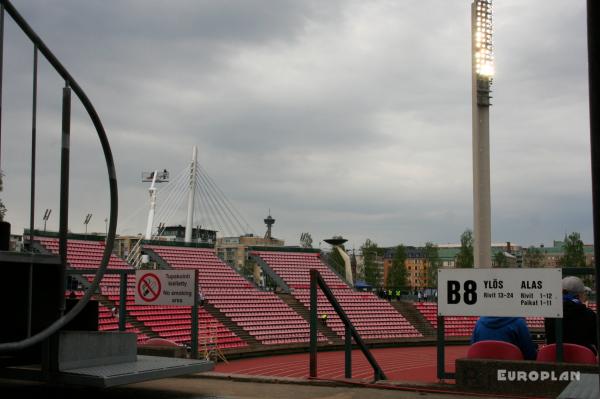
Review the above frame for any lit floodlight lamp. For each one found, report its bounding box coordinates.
[42,208,52,232]
[84,213,93,234]
[473,0,494,81]
[142,169,169,183]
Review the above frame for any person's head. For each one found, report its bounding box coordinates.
[562,276,589,298]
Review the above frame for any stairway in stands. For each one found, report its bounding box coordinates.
[34,237,154,341]
[203,302,260,348]
[390,301,436,337]
[98,295,158,338]
[69,273,158,339]
[276,292,342,344]
[35,237,247,349]
[252,250,422,341]
[145,245,323,346]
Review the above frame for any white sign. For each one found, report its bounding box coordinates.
[438,268,563,318]
[135,270,196,306]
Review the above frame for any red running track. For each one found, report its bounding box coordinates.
[216,346,468,382]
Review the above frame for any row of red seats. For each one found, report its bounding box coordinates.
[39,237,248,351]
[468,340,597,364]
[252,251,422,341]
[414,302,545,336]
[146,245,324,344]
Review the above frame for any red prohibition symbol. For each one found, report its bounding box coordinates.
[138,273,161,302]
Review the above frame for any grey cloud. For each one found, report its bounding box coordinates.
[0,0,594,248]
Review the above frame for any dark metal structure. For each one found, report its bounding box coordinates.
[586,0,600,387]
[309,269,386,381]
[0,0,211,386]
[264,213,275,240]
[0,0,118,352]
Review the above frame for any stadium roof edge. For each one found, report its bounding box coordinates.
[248,246,321,254]
[25,228,107,242]
[141,239,214,249]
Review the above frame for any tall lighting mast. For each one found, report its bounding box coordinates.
[472,0,494,268]
[142,169,169,240]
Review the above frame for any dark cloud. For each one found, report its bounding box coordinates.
[0,0,593,249]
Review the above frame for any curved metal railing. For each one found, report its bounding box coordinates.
[0,0,118,352]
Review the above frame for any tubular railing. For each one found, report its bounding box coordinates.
[126,238,144,269]
[0,0,118,352]
[309,268,387,381]
[67,269,132,333]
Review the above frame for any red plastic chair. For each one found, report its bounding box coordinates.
[536,343,597,365]
[467,340,524,360]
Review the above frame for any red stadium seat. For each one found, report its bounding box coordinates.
[536,344,597,364]
[38,237,249,349]
[467,340,524,360]
[252,250,422,340]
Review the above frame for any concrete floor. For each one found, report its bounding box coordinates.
[0,376,514,399]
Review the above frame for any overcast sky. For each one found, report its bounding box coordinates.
[0,0,592,250]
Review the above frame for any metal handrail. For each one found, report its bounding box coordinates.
[309,268,387,381]
[67,269,132,332]
[0,0,118,352]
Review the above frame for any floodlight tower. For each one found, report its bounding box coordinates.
[83,213,92,234]
[142,169,169,240]
[471,0,494,268]
[42,209,51,232]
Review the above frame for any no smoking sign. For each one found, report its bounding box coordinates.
[135,270,196,306]
[137,273,161,302]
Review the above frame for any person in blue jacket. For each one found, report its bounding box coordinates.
[471,317,538,360]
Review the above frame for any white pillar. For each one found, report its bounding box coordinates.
[472,104,492,268]
[145,171,158,240]
[185,146,197,243]
[335,246,354,285]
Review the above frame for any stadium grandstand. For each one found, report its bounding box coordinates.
[251,249,422,341]
[143,244,326,346]
[26,231,548,352]
[33,235,247,350]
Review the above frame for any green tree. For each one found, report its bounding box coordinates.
[386,245,408,290]
[242,258,255,279]
[523,246,544,268]
[361,238,381,287]
[455,229,474,268]
[559,232,586,267]
[424,242,441,288]
[300,232,313,248]
[493,251,508,268]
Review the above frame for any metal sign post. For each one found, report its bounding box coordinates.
[191,270,199,359]
[135,269,199,358]
[118,271,127,331]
